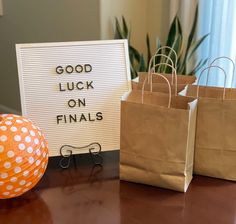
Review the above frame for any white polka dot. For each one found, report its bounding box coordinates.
[16,120,23,124]
[4,162,11,169]
[19,143,25,150]
[22,188,29,193]
[0,181,4,185]
[10,126,17,132]
[36,149,41,156]
[29,157,34,164]
[13,115,20,118]
[0,135,7,142]
[21,127,28,133]
[0,145,4,153]
[38,173,43,178]
[19,180,26,186]
[25,136,31,143]
[6,185,13,190]
[26,182,32,187]
[1,173,8,179]
[43,152,46,158]
[7,150,14,158]
[10,177,17,182]
[7,117,13,120]
[27,146,33,154]
[34,169,38,176]
[14,135,21,142]
[23,119,29,122]
[0,126,7,131]
[34,138,39,144]
[3,192,10,196]
[14,188,22,192]
[36,160,41,166]
[38,131,42,136]
[16,156,22,164]
[23,170,29,177]
[30,130,35,136]
[5,121,12,125]
[14,166,21,174]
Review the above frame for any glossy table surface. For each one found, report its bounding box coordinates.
[1,151,236,224]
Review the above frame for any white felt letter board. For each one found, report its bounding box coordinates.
[16,40,131,156]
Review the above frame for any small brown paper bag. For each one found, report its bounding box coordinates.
[120,73,198,192]
[132,49,196,92]
[133,57,196,94]
[138,72,196,85]
[181,65,236,181]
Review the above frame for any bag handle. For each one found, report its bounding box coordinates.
[147,54,174,85]
[141,73,172,108]
[150,63,177,96]
[197,65,227,99]
[208,56,235,88]
[154,46,178,69]
[148,54,174,74]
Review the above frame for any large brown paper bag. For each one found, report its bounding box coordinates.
[181,65,236,181]
[120,73,198,192]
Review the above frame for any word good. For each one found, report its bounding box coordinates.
[56,64,92,74]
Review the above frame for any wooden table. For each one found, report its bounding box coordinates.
[1,151,236,224]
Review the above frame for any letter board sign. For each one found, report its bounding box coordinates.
[16,40,131,156]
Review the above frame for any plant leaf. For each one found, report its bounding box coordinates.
[129,45,140,62]
[163,34,182,73]
[146,34,152,67]
[138,54,146,72]
[187,58,208,75]
[187,34,209,60]
[122,16,129,38]
[175,17,183,56]
[114,17,124,39]
[186,4,198,54]
[166,15,178,47]
[156,37,161,50]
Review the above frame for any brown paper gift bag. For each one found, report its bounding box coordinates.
[132,51,196,93]
[181,65,236,181]
[138,72,196,85]
[120,73,198,192]
[132,53,175,90]
[134,62,187,94]
[134,47,196,88]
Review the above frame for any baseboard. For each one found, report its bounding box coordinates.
[0,104,21,115]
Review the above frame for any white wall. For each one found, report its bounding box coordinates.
[100,0,148,54]
[100,0,170,55]
[147,0,171,52]
[0,0,100,112]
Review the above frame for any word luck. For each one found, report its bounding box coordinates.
[59,81,94,91]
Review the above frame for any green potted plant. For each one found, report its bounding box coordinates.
[114,4,209,79]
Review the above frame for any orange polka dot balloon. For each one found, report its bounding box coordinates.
[0,114,48,199]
